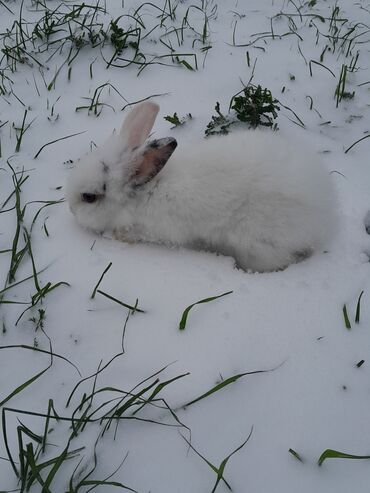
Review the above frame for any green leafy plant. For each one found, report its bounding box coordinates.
[205,102,233,136]
[205,85,280,136]
[231,85,280,128]
[164,112,193,128]
[110,18,129,55]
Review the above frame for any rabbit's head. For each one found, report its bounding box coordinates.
[66,102,177,234]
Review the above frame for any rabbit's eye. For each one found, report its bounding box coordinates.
[81,193,97,203]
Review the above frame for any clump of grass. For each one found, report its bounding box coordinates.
[76,82,127,116]
[105,17,142,69]
[0,299,274,492]
[109,18,130,54]
[13,228,70,325]
[0,0,216,82]
[335,64,355,107]
[1,162,69,327]
[4,162,29,284]
[1,346,190,491]
[2,403,137,491]
[341,291,365,329]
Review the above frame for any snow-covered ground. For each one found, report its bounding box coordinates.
[1,0,370,491]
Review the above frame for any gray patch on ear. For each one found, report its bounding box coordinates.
[131,138,177,188]
[144,138,177,174]
[148,137,177,151]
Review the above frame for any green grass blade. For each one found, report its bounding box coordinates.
[76,480,137,491]
[180,433,232,491]
[25,442,49,492]
[343,304,351,329]
[179,290,233,330]
[2,408,19,477]
[345,134,370,154]
[42,399,59,453]
[66,352,124,407]
[211,428,253,493]
[184,368,272,408]
[96,290,145,313]
[91,262,112,298]
[34,131,86,159]
[0,345,81,376]
[43,445,71,491]
[132,372,190,415]
[355,291,364,324]
[0,269,47,296]
[0,363,52,407]
[318,449,370,466]
[289,448,304,463]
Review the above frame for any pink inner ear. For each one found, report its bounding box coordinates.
[134,155,158,182]
[120,102,159,150]
[132,138,177,186]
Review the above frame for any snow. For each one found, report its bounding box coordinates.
[1,0,370,491]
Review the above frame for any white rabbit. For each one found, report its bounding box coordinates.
[66,101,337,272]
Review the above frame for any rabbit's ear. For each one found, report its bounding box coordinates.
[131,138,177,186]
[120,102,160,150]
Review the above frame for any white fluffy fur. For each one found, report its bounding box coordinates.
[66,102,337,272]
